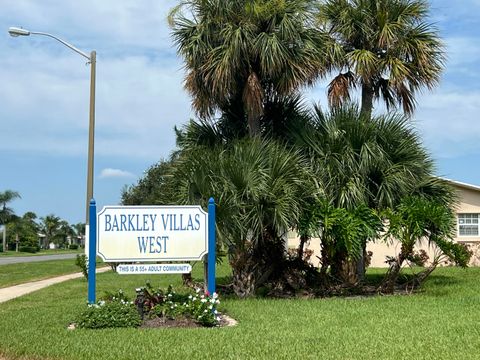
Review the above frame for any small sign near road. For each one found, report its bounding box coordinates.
[116,263,192,274]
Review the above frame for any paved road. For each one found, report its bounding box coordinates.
[0,253,79,265]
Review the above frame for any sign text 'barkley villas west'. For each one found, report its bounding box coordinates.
[97,206,208,262]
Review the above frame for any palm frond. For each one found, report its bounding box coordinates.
[327,71,357,108]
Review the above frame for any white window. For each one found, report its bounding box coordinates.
[458,213,479,236]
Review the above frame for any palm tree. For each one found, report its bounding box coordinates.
[58,220,75,248]
[6,212,39,251]
[293,105,435,282]
[174,138,317,297]
[72,222,86,246]
[295,105,433,209]
[39,215,61,249]
[169,0,328,137]
[0,190,21,223]
[0,190,21,252]
[319,0,445,118]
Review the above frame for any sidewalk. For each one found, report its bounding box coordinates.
[0,267,110,303]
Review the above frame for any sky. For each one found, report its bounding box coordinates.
[1,0,480,225]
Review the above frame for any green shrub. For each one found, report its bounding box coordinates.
[76,300,141,329]
[68,244,79,250]
[18,245,39,253]
[75,254,88,280]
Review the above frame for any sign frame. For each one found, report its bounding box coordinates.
[96,205,209,262]
[87,198,216,304]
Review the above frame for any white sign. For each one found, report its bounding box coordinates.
[117,263,192,274]
[97,205,208,262]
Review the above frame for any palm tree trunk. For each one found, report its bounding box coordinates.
[297,234,309,259]
[243,71,263,137]
[230,248,257,298]
[352,82,374,281]
[247,113,261,137]
[360,83,374,119]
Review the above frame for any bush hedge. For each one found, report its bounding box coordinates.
[18,245,40,253]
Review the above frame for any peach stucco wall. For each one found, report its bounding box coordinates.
[288,182,480,268]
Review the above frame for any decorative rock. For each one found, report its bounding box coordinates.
[220,314,238,327]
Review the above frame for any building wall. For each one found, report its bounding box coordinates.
[288,182,480,268]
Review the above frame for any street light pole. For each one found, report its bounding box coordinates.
[86,50,96,225]
[8,26,96,246]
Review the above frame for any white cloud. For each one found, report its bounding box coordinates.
[99,168,135,179]
[0,25,192,161]
[445,37,480,73]
[415,87,480,158]
[1,0,479,166]
[0,0,178,52]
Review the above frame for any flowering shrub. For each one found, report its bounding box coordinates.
[76,292,141,329]
[75,285,221,329]
[136,284,221,327]
[189,289,220,326]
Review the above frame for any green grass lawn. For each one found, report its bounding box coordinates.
[1,264,479,360]
[0,249,82,257]
[0,258,98,288]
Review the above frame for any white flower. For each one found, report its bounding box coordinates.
[204,309,208,313]
[188,295,193,299]
[212,292,218,299]
[201,299,207,303]
[209,305,213,310]
[214,310,218,314]
[168,294,172,297]
[196,288,201,294]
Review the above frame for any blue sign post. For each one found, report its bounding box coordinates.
[87,198,216,304]
[88,199,97,304]
[207,198,216,295]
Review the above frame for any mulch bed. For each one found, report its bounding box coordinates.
[140,314,236,329]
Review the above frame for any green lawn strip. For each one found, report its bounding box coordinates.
[0,259,103,288]
[0,249,83,257]
[1,266,480,360]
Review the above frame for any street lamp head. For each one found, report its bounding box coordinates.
[8,27,31,37]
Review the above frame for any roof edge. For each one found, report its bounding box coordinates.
[438,177,480,192]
